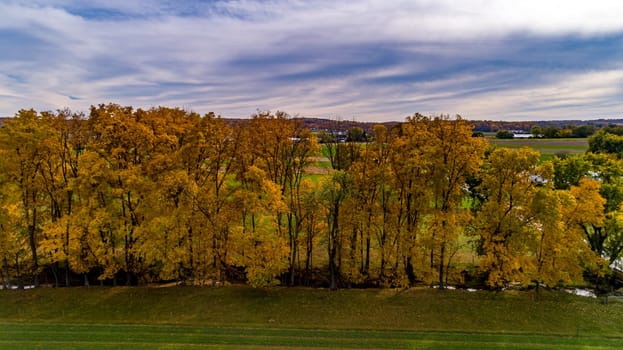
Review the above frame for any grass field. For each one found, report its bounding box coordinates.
[1,286,622,349]
[488,138,589,161]
[3,323,622,349]
[315,138,589,166]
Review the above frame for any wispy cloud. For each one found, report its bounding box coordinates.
[1,0,623,120]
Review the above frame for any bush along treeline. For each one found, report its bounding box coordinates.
[1,105,622,291]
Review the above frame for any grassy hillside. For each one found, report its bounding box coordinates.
[2,286,622,349]
[1,286,621,332]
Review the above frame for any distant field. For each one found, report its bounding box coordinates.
[1,286,622,349]
[314,139,589,168]
[488,138,589,161]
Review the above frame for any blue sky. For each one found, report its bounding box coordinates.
[1,0,623,121]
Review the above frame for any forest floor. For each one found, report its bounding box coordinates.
[1,285,622,349]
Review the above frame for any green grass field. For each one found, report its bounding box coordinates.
[1,286,622,349]
[3,324,622,349]
[488,138,589,161]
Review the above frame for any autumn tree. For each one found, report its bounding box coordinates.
[0,109,57,287]
[230,165,289,287]
[0,175,25,288]
[474,147,543,288]
[0,105,612,290]
[130,107,200,282]
[388,118,434,285]
[529,184,600,290]
[187,114,241,283]
[321,170,351,289]
[247,112,319,285]
[424,116,487,288]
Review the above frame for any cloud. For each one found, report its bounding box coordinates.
[1,1,623,120]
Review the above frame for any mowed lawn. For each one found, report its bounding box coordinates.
[1,286,622,349]
[2,324,622,349]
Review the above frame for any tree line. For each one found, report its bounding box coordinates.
[0,105,621,290]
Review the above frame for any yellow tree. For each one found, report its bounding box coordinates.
[387,115,486,287]
[528,180,603,290]
[388,117,434,285]
[0,186,26,288]
[554,153,623,277]
[422,116,487,288]
[298,178,326,285]
[475,147,543,288]
[342,146,378,284]
[36,109,86,287]
[181,113,241,283]
[247,112,319,286]
[566,179,609,277]
[352,125,401,285]
[230,165,289,287]
[0,109,56,287]
[78,104,156,284]
[321,170,352,289]
[131,107,200,282]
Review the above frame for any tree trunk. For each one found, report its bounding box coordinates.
[16,254,23,289]
[52,262,59,288]
[365,237,370,274]
[406,256,416,284]
[2,257,9,289]
[28,208,39,288]
[438,242,445,289]
[65,261,70,287]
[328,203,340,290]
[289,214,296,286]
[305,227,313,286]
[328,241,337,290]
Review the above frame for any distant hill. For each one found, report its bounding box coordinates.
[469,119,623,132]
[223,117,398,135]
[276,117,623,133]
[290,117,623,133]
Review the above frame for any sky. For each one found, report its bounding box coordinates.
[1,1,623,122]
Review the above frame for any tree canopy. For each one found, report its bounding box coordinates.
[0,105,618,291]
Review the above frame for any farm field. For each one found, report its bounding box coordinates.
[1,286,622,349]
[314,137,589,168]
[488,138,589,160]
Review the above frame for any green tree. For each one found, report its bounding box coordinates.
[572,125,596,138]
[589,128,623,156]
[530,126,543,138]
[347,126,366,142]
[552,154,592,190]
[495,130,514,139]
